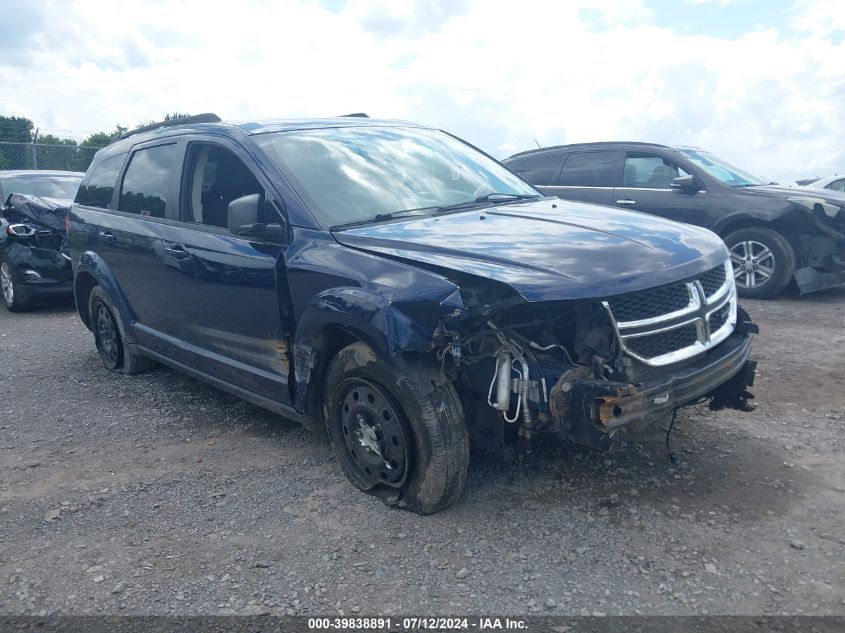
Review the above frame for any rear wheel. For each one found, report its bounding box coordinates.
[324,342,469,515]
[0,260,30,312]
[88,286,154,374]
[724,227,795,299]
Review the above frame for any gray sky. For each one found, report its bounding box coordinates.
[1,0,842,182]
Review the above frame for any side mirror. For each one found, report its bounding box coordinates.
[227,193,284,240]
[671,174,701,191]
[228,193,261,234]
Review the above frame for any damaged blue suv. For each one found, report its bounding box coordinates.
[67,114,758,514]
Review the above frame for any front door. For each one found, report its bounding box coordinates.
[141,139,293,405]
[613,152,707,225]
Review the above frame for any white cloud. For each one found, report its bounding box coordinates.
[1,0,843,181]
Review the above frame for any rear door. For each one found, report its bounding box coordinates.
[612,151,707,225]
[543,150,619,206]
[83,141,183,353]
[140,136,293,405]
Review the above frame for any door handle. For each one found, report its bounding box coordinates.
[616,199,637,205]
[99,230,116,244]
[164,245,190,259]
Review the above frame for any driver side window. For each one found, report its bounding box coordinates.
[182,144,277,228]
[623,154,689,189]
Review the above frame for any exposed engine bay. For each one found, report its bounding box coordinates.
[435,260,758,454]
[1,194,73,298]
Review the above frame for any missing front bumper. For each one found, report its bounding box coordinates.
[553,315,757,449]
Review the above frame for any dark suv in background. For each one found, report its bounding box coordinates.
[67,115,757,514]
[504,143,845,298]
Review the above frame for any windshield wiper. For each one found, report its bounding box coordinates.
[434,193,541,215]
[329,208,433,231]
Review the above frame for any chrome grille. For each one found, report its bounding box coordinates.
[708,302,731,333]
[605,282,691,322]
[626,323,699,359]
[603,260,737,367]
[699,265,727,297]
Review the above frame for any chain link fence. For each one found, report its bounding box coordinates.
[0,142,102,173]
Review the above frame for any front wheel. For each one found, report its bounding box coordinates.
[724,227,795,299]
[324,342,469,515]
[1,260,30,312]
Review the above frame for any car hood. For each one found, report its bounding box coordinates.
[3,194,71,233]
[332,198,728,302]
[743,184,845,205]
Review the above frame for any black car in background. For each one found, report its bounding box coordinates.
[504,143,845,298]
[0,170,84,311]
[66,115,757,513]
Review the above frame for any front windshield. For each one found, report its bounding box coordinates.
[2,175,83,199]
[678,149,768,187]
[254,126,539,227]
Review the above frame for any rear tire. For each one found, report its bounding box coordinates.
[88,286,154,374]
[724,227,795,299]
[1,260,31,312]
[324,342,469,515]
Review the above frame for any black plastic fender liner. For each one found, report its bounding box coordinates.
[708,360,756,412]
[795,267,845,294]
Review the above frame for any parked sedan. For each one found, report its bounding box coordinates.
[808,174,845,193]
[0,170,84,202]
[504,143,845,298]
[0,170,83,311]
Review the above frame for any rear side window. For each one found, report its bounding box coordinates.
[76,155,125,208]
[830,179,845,193]
[119,144,177,218]
[506,152,562,187]
[554,151,617,187]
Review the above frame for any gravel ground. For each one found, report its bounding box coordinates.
[0,288,843,617]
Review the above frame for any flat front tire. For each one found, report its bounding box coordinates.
[724,227,795,299]
[324,342,469,515]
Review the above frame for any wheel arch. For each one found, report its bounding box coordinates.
[716,216,775,238]
[73,271,99,329]
[73,251,136,340]
[291,286,464,422]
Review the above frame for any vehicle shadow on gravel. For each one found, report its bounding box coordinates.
[81,357,814,525]
[756,284,845,304]
[2,296,77,316]
[461,408,814,522]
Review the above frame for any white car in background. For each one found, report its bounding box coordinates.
[807,174,845,193]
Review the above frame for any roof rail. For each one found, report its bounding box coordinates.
[339,113,369,118]
[117,113,222,140]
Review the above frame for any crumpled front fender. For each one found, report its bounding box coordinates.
[291,285,465,414]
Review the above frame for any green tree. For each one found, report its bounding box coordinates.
[0,115,35,143]
[31,133,82,171]
[0,115,36,168]
[134,112,191,129]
